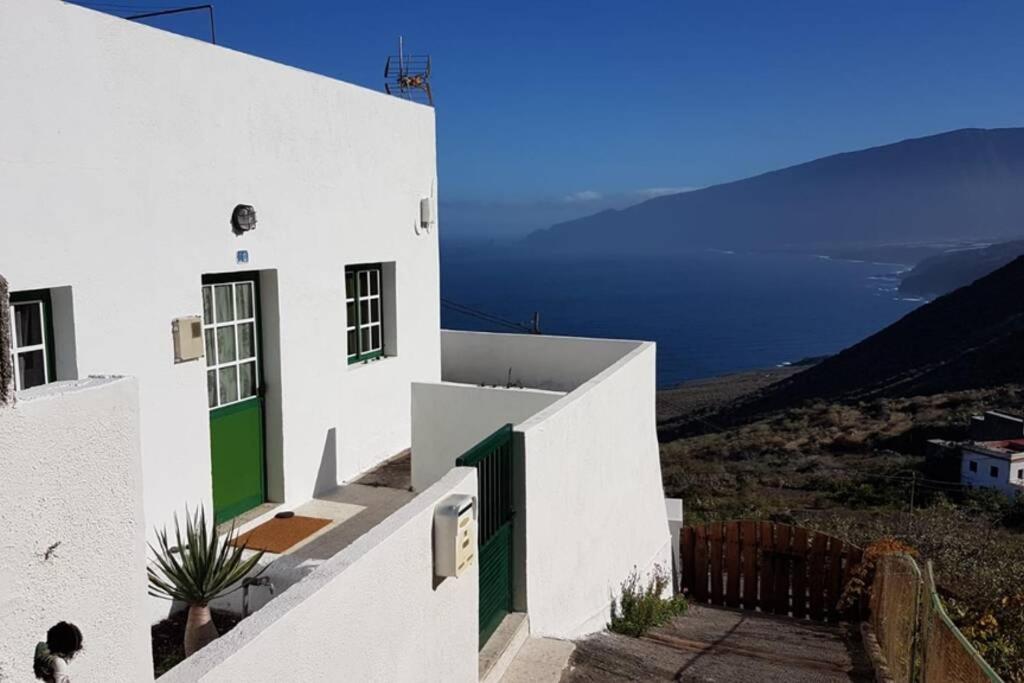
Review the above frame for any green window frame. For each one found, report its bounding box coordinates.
[8,289,55,391]
[346,264,384,364]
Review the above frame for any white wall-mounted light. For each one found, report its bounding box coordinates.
[419,197,434,231]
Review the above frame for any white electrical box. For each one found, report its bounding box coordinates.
[419,197,434,230]
[433,494,476,578]
[172,315,204,363]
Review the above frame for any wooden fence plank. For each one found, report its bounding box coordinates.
[681,526,695,596]
[725,522,741,607]
[773,524,793,616]
[791,527,808,619]
[808,533,826,621]
[694,525,708,603]
[740,520,758,610]
[826,538,844,622]
[680,522,859,624]
[759,521,775,614]
[709,523,724,605]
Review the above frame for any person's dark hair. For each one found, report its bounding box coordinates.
[46,621,83,659]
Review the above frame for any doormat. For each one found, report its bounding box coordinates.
[230,515,332,554]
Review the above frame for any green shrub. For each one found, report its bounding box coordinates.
[609,566,687,637]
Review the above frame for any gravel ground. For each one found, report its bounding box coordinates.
[561,605,874,683]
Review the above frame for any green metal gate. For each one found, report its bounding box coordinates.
[456,424,516,648]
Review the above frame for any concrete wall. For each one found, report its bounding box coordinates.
[0,0,439,619]
[0,377,151,682]
[441,330,642,392]
[961,448,1024,498]
[410,382,563,491]
[161,469,479,683]
[517,342,671,638]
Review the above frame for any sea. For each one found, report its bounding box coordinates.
[440,247,927,388]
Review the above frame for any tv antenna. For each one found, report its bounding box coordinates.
[384,36,433,106]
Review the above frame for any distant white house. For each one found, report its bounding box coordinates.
[0,2,673,680]
[961,440,1024,499]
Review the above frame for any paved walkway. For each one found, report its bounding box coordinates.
[562,605,874,682]
[212,453,415,614]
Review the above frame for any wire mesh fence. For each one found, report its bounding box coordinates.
[869,553,1003,682]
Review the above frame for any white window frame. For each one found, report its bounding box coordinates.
[202,280,260,410]
[8,298,50,391]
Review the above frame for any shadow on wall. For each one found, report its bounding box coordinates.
[314,428,337,496]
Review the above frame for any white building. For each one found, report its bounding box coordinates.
[961,440,1024,499]
[1,2,675,681]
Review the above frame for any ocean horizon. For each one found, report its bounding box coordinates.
[440,246,926,388]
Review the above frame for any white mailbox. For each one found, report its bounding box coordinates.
[433,494,477,578]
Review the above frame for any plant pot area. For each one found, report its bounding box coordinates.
[152,609,241,678]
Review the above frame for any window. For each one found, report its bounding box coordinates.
[990,465,999,478]
[1018,469,1023,481]
[345,264,383,364]
[969,460,978,473]
[202,279,259,409]
[8,290,54,391]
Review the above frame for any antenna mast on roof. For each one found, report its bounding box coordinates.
[384,36,433,106]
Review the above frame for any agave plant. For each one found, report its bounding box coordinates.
[148,506,265,656]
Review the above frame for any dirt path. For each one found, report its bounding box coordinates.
[561,605,874,682]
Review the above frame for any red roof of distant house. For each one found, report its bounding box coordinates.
[971,438,1024,457]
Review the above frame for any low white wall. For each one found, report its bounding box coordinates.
[411,382,563,491]
[518,342,671,638]
[161,468,479,683]
[441,330,642,392]
[0,377,151,682]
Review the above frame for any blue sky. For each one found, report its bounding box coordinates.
[75,1,1024,236]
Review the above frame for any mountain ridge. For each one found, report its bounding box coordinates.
[528,127,1024,252]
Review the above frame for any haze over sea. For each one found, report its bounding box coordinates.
[440,247,925,388]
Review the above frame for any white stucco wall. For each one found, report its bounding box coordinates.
[517,342,671,638]
[0,377,151,682]
[0,0,439,620]
[160,468,478,683]
[441,330,642,392]
[410,381,563,491]
[961,447,1024,498]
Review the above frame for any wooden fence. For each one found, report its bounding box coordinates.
[681,520,863,622]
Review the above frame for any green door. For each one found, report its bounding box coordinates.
[202,274,266,524]
[456,424,516,647]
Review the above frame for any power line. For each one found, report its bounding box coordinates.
[440,297,537,334]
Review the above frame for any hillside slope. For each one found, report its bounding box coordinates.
[528,128,1024,253]
[744,256,1024,410]
[899,240,1024,296]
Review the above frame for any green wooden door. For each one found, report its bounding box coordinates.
[202,275,266,524]
[456,424,516,647]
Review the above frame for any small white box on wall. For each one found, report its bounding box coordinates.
[172,315,204,363]
[419,197,434,230]
[433,494,476,578]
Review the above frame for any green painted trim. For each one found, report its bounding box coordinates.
[203,270,268,523]
[456,424,513,467]
[10,289,56,383]
[347,349,384,365]
[924,560,1004,682]
[214,493,265,525]
[209,396,261,419]
[345,264,385,364]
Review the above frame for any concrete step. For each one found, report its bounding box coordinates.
[500,637,576,683]
[480,613,530,683]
